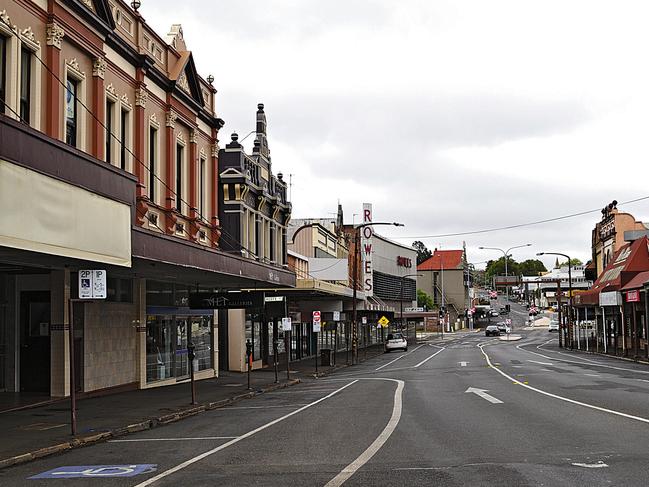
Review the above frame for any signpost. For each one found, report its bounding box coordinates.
[313,311,321,373]
[282,317,292,380]
[72,270,107,436]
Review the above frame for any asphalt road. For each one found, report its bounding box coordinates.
[4,302,649,486]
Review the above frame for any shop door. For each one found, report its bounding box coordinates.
[174,317,189,379]
[19,291,50,393]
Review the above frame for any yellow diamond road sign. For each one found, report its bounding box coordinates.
[378,316,390,327]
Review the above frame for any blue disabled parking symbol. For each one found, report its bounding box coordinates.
[30,464,157,479]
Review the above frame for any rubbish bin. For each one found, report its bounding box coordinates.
[320,348,332,367]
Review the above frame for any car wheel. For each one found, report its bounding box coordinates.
[404,348,408,352]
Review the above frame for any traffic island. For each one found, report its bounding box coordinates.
[499,335,523,341]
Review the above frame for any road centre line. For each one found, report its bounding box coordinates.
[110,437,238,443]
[375,344,425,371]
[414,347,445,368]
[324,379,404,487]
[479,343,649,425]
[528,360,553,366]
[132,380,358,487]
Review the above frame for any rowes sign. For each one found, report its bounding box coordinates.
[362,203,374,297]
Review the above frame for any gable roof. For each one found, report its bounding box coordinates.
[169,52,205,110]
[418,249,464,271]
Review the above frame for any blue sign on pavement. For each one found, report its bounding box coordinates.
[30,464,157,479]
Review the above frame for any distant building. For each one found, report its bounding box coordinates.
[592,201,649,278]
[417,249,468,325]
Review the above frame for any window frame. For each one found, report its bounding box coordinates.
[0,35,6,115]
[175,141,185,213]
[19,46,31,123]
[63,61,86,149]
[119,103,131,171]
[148,121,159,204]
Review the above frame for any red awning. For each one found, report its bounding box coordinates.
[620,270,649,292]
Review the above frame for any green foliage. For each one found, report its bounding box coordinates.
[558,258,583,267]
[417,289,434,310]
[412,241,433,265]
[485,257,547,281]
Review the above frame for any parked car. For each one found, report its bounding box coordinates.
[489,309,499,317]
[485,325,500,337]
[548,320,559,332]
[385,333,408,352]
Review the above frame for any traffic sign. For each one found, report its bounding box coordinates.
[281,317,292,331]
[312,311,321,333]
[505,318,512,325]
[378,316,390,327]
[333,311,340,321]
[79,270,107,299]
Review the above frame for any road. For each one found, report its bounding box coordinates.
[4,303,649,485]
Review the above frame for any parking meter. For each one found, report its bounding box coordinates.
[187,342,197,404]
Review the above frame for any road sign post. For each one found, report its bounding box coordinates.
[282,318,292,380]
[313,311,321,374]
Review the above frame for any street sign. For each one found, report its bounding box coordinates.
[362,317,367,324]
[264,296,284,302]
[30,465,157,479]
[79,270,107,299]
[378,316,390,327]
[281,317,292,331]
[312,311,321,333]
[333,311,340,321]
[404,307,424,312]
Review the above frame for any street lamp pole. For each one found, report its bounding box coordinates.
[479,244,532,303]
[350,221,404,365]
[538,252,573,349]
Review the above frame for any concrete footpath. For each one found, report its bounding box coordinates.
[0,345,384,470]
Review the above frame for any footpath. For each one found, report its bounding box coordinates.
[0,345,387,470]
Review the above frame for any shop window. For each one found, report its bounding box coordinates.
[199,155,206,217]
[105,98,115,163]
[19,47,31,123]
[120,107,130,171]
[146,315,173,382]
[176,143,184,212]
[245,314,262,361]
[106,277,133,303]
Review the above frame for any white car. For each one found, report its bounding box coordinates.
[385,333,408,352]
[548,321,559,332]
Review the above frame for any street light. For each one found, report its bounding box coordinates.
[479,244,532,303]
[350,221,404,365]
[538,252,573,349]
[400,273,423,343]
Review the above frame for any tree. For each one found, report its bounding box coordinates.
[485,257,520,282]
[412,241,432,265]
[518,259,547,276]
[417,289,434,310]
[558,258,583,267]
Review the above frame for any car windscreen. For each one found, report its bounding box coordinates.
[387,334,394,340]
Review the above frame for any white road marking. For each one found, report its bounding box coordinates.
[132,380,358,487]
[584,374,601,377]
[528,360,553,366]
[324,379,404,487]
[518,343,649,375]
[109,437,238,442]
[375,344,425,371]
[414,347,445,368]
[572,462,608,468]
[218,404,309,410]
[465,387,503,404]
[459,361,469,367]
[479,344,649,424]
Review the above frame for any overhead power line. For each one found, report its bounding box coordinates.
[397,195,649,240]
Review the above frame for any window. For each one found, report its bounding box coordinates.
[175,143,183,212]
[149,126,157,202]
[65,78,78,147]
[105,99,114,163]
[19,48,31,123]
[199,156,206,218]
[0,36,6,114]
[120,108,129,170]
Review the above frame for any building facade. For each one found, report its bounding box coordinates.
[0,0,294,402]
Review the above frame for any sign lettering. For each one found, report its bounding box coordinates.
[362,203,373,296]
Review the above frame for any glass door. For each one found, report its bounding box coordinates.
[174,317,189,379]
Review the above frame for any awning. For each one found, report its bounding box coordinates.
[620,270,649,292]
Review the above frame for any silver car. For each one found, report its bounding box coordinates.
[385,333,408,352]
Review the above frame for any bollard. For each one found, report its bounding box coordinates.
[245,339,252,390]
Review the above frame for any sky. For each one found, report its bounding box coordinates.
[142,0,649,270]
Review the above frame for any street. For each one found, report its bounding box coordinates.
[3,304,649,486]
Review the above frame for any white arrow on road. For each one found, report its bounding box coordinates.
[459,361,469,367]
[465,387,503,404]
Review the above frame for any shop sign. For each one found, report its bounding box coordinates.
[188,292,262,309]
[396,256,412,268]
[626,290,641,303]
[599,291,621,307]
[361,203,374,297]
[333,311,340,321]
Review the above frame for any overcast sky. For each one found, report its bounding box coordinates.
[143,0,649,269]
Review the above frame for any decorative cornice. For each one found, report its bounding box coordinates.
[199,147,206,159]
[20,26,38,45]
[189,130,197,144]
[150,113,159,125]
[66,58,85,79]
[121,93,132,110]
[210,143,219,158]
[46,21,64,50]
[135,88,148,108]
[92,57,107,79]
[165,110,177,129]
[177,132,186,144]
[177,72,191,95]
[81,0,93,8]
[106,83,117,97]
[0,10,11,27]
